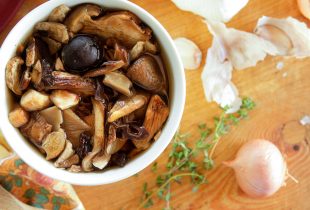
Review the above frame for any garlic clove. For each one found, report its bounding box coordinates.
[171,0,249,23]
[174,37,202,70]
[297,0,310,20]
[255,16,310,58]
[255,25,293,56]
[224,139,287,198]
[206,21,278,70]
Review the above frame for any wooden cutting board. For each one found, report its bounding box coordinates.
[1,0,310,209]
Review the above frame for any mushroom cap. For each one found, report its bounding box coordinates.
[61,35,104,73]
[5,56,24,95]
[127,54,164,92]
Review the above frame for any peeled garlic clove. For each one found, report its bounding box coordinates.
[42,129,66,160]
[172,0,249,22]
[255,25,293,55]
[174,37,202,70]
[297,0,310,20]
[223,139,287,198]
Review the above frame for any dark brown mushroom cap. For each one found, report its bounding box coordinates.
[126,54,164,91]
[61,35,104,73]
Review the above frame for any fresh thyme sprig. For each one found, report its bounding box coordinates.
[139,97,255,209]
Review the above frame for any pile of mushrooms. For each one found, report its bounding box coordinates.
[6,4,169,172]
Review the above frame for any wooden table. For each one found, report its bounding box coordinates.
[1,0,310,209]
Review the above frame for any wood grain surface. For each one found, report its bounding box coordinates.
[1,0,310,210]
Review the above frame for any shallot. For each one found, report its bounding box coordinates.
[223,139,290,198]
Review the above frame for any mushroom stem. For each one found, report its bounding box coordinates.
[82,98,105,171]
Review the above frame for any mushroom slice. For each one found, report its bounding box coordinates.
[103,72,133,97]
[42,37,62,55]
[82,114,94,134]
[20,89,51,111]
[108,94,148,123]
[62,109,91,148]
[113,41,130,67]
[34,22,69,43]
[82,11,152,47]
[82,99,105,171]
[48,4,71,23]
[127,54,164,92]
[42,129,66,160]
[50,90,80,110]
[31,61,42,86]
[19,67,31,91]
[133,95,169,149]
[8,107,29,128]
[44,71,96,96]
[64,4,102,33]
[106,125,127,155]
[6,56,24,95]
[57,154,79,168]
[25,38,38,67]
[130,41,158,61]
[92,153,111,170]
[68,165,82,172]
[55,140,74,167]
[83,60,125,77]
[20,112,52,146]
[55,57,65,71]
[39,106,63,131]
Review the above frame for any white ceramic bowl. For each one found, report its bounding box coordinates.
[0,0,185,185]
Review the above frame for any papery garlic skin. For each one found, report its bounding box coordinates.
[224,139,287,198]
[201,40,241,113]
[174,37,202,70]
[207,21,278,70]
[171,0,249,23]
[255,16,310,58]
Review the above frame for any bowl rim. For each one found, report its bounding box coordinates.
[0,0,185,186]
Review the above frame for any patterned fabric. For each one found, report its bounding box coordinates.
[0,132,84,210]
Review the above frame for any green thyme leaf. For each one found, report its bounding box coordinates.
[139,97,255,209]
[152,162,158,173]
